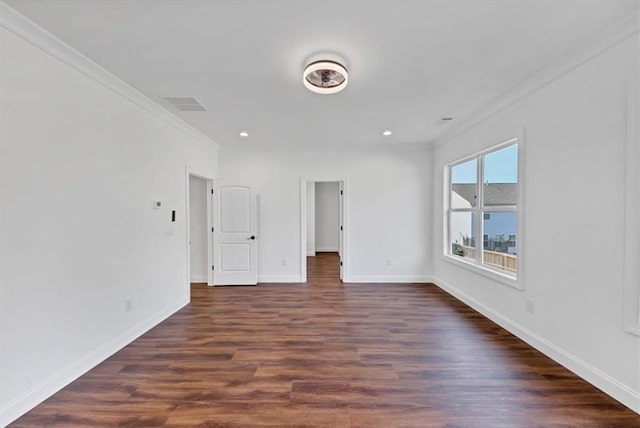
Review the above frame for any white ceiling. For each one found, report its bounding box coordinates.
[6,0,638,147]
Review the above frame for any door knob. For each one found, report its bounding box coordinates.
[247,235,256,240]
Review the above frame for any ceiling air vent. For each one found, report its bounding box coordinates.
[164,96,207,112]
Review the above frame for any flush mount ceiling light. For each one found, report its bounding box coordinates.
[239,131,249,137]
[303,59,348,94]
[382,130,392,136]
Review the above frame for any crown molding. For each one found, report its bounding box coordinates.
[0,1,219,151]
[219,141,432,152]
[434,10,640,148]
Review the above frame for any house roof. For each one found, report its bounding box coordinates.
[452,183,518,207]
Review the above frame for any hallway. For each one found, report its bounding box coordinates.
[306,252,341,284]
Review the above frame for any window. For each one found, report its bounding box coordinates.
[446,139,519,278]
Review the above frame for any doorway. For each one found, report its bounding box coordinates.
[186,167,214,297]
[300,178,347,283]
[188,175,209,284]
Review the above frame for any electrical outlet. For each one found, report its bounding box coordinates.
[526,298,534,314]
[281,258,288,266]
[386,258,392,266]
[124,298,133,312]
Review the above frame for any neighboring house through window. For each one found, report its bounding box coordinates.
[446,139,519,278]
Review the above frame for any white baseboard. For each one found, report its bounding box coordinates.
[306,251,316,256]
[190,275,207,283]
[0,297,190,427]
[258,275,303,283]
[430,275,640,415]
[347,275,432,283]
[315,248,338,252]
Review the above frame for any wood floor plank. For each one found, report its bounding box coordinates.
[10,252,640,427]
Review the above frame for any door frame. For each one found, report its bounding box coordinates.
[185,166,215,295]
[299,177,349,283]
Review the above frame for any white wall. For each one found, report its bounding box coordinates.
[218,146,432,283]
[315,182,340,252]
[431,34,640,412]
[2,4,636,422]
[0,27,218,425]
[625,79,640,336]
[189,176,208,282]
[306,181,315,256]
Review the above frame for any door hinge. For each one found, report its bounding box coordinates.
[211,227,214,232]
[211,189,214,194]
[340,261,343,266]
[340,225,343,231]
[212,265,215,271]
[340,190,343,195]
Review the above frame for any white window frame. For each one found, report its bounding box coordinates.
[443,137,523,290]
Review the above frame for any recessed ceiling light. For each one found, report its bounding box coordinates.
[239,131,249,137]
[441,117,454,122]
[303,60,348,95]
[382,130,392,136]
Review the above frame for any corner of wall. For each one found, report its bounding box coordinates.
[0,298,189,427]
[429,276,640,414]
[0,1,219,151]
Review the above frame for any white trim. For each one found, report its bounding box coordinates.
[185,167,216,293]
[315,247,339,253]
[430,276,640,415]
[0,298,189,427]
[224,141,433,151]
[258,275,303,283]
[0,2,219,150]
[190,275,208,283]
[306,251,316,257]
[300,178,307,282]
[441,255,520,290]
[348,275,432,284]
[516,130,526,284]
[206,180,215,286]
[624,80,640,336]
[434,11,639,148]
[300,177,349,283]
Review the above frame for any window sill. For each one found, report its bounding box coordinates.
[441,254,523,291]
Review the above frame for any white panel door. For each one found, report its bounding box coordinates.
[213,183,258,285]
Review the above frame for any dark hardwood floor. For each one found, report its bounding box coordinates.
[11,252,640,427]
